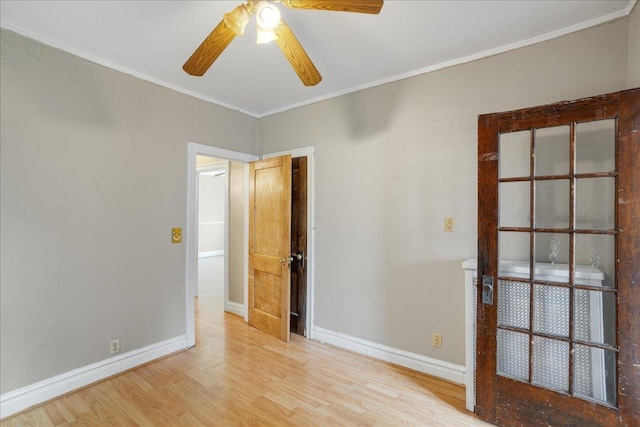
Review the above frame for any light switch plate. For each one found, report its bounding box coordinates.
[444,218,454,232]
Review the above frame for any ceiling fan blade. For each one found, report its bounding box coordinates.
[282,0,383,14]
[183,19,237,76]
[273,20,322,86]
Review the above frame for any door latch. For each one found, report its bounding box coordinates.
[482,276,494,305]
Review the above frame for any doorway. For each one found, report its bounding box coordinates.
[195,157,227,307]
[263,147,315,339]
[185,144,315,347]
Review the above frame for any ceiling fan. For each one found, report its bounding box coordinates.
[182,0,384,86]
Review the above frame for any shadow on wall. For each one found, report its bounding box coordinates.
[343,82,402,141]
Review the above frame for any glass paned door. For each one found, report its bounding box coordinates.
[497,121,617,406]
[476,89,639,427]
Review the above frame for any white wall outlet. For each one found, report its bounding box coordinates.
[432,333,442,348]
[109,339,120,354]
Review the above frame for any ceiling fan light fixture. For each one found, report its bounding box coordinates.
[223,4,250,35]
[256,27,278,44]
[255,1,281,31]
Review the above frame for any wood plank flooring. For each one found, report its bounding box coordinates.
[2,294,492,426]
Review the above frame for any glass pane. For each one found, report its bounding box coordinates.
[574,290,616,347]
[534,233,570,283]
[574,344,617,406]
[497,329,529,381]
[535,126,570,176]
[500,131,530,178]
[498,280,530,329]
[532,336,569,392]
[499,232,530,278]
[576,119,616,174]
[535,180,570,228]
[575,234,615,288]
[576,178,615,230]
[500,182,530,227]
[533,284,569,338]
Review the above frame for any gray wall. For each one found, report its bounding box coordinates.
[0,29,258,393]
[258,19,630,365]
[198,173,225,254]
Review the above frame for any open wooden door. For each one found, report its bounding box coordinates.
[248,155,292,342]
[476,89,639,426]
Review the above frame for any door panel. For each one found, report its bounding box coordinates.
[249,155,292,342]
[477,89,639,426]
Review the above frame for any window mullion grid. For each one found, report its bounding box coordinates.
[568,122,576,396]
[528,128,535,385]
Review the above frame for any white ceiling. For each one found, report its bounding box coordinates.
[0,1,635,117]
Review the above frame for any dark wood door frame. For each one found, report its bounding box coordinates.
[476,89,639,426]
[290,156,308,336]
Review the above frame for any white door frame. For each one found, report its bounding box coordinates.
[186,142,258,348]
[263,147,315,339]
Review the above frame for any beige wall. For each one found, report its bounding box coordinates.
[0,29,258,394]
[0,11,635,397]
[629,2,640,88]
[258,19,629,366]
[228,161,246,304]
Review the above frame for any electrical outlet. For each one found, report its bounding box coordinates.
[109,339,120,354]
[432,333,442,348]
[444,217,454,232]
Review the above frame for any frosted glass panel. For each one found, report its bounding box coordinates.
[535,180,570,228]
[576,119,615,174]
[500,131,530,178]
[498,280,530,329]
[532,337,569,392]
[574,290,616,347]
[576,178,615,230]
[575,234,615,288]
[497,329,529,381]
[534,233,570,283]
[533,284,569,338]
[500,182,530,227]
[535,126,570,176]
[574,344,616,406]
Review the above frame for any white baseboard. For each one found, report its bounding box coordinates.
[0,335,188,420]
[225,302,246,318]
[312,327,465,385]
[198,250,224,258]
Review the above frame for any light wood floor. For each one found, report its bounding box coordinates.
[2,293,492,426]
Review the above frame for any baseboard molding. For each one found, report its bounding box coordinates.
[225,302,246,318]
[0,335,188,420]
[312,326,465,385]
[198,250,224,258]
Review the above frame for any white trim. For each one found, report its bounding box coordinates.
[3,0,634,119]
[243,163,250,323]
[462,260,477,412]
[0,22,259,119]
[198,250,224,258]
[186,143,258,348]
[0,335,187,420]
[258,4,636,117]
[312,327,465,385]
[262,147,315,339]
[225,302,246,318]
